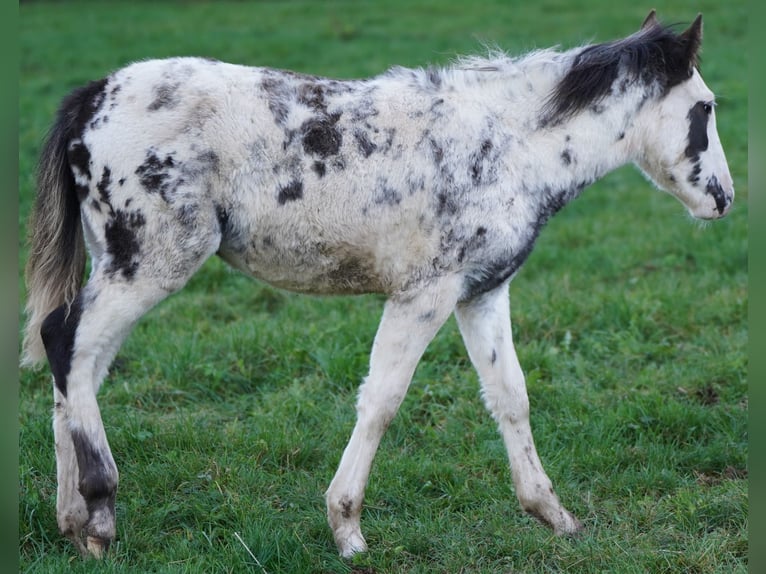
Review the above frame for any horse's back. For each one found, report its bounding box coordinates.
[74,58,447,295]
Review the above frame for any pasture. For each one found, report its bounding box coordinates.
[19,1,747,572]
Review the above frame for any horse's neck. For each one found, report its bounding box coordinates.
[521,81,640,195]
[486,56,643,211]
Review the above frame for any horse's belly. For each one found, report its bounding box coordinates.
[217,239,387,295]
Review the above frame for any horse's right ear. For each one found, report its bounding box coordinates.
[641,9,659,30]
[680,14,703,68]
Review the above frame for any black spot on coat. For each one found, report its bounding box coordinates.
[312,161,326,178]
[353,129,377,157]
[105,210,145,279]
[148,82,180,111]
[135,150,176,198]
[40,294,84,397]
[96,166,112,203]
[301,115,342,158]
[469,139,495,184]
[278,180,304,204]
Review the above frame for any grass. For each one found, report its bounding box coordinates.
[19,1,747,572]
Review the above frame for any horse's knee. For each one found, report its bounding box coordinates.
[40,296,84,397]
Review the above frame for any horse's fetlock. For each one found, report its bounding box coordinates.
[78,465,118,501]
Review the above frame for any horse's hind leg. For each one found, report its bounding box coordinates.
[44,237,215,556]
[43,275,171,556]
[454,285,582,535]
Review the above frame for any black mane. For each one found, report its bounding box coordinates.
[543,23,700,125]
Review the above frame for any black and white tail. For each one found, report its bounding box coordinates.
[22,86,93,366]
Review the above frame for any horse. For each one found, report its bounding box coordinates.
[22,10,733,558]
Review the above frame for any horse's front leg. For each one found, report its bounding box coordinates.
[455,284,582,535]
[326,276,462,557]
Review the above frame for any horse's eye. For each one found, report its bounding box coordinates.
[703,102,713,115]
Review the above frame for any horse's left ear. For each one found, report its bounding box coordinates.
[680,13,703,66]
[640,9,659,31]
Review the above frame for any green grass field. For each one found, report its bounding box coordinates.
[19,1,747,572]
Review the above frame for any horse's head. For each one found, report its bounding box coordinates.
[633,12,734,220]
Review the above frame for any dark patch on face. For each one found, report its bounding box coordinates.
[135,150,176,197]
[301,114,343,158]
[687,161,702,185]
[685,101,710,161]
[353,129,377,157]
[105,209,145,279]
[277,180,304,205]
[705,175,729,215]
[490,349,497,365]
[617,131,626,141]
[312,161,326,178]
[118,177,126,186]
[40,294,84,397]
[70,429,117,523]
[561,149,572,166]
[148,82,181,111]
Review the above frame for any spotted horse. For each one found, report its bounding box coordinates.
[23,11,733,558]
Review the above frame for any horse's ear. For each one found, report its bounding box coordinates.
[641,9,659,30]
[680,13,703,66]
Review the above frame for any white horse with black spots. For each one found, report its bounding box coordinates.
[23,11,733,558]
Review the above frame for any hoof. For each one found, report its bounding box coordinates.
[336,530,368,558]
[551,510,584,537]
[86,535,110,559]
